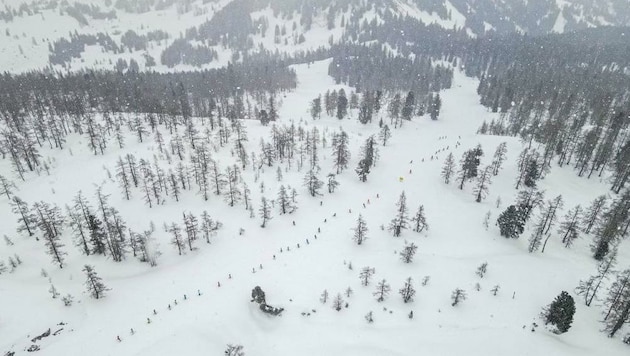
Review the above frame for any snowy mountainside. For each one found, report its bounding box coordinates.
[1,0,629,73]
[0,59,628,356]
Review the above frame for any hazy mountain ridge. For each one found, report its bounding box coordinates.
[1,0,629,73]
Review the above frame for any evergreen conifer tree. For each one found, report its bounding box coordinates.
[400,241,418,263]
[353,214,368,245]
[83,264,109,299]
[497,205,526,238]
[441,153,455,184]
[373,279,391,302]
[399,277,416,303]
[388,191,409,237]
[542,291,575,334]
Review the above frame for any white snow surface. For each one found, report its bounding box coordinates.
[553,10,567,33]
[0,59,628,356]
[393,0,466,30]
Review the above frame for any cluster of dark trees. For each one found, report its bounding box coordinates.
[387,191,428,238]
[160,38,219,68]
[11,187,143,267]
[8,179,223,268]
[48,32,121,66]
[0,60,294,180]
[120,29,169,51]
[64,2,117,25]
[184,0,257,50]
[183,0,387,50]
[469,28,630,193]
[1,55,294,127]
[441,143,507,203]
[167,210,222,255]
[576,253,630,339]
[497,187,630,261]
[355,266,418,305]
[0,1,115,23]
[0,3,36,21]
[327,43,453,97]
[113,0,176,14]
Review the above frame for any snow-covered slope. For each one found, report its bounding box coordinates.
[0,59,627,356]
[2,0,628,73]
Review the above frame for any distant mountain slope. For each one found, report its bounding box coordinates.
[0,0,628,72]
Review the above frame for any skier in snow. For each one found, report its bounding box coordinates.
[130,328,135,335]
[117,336,121,342]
